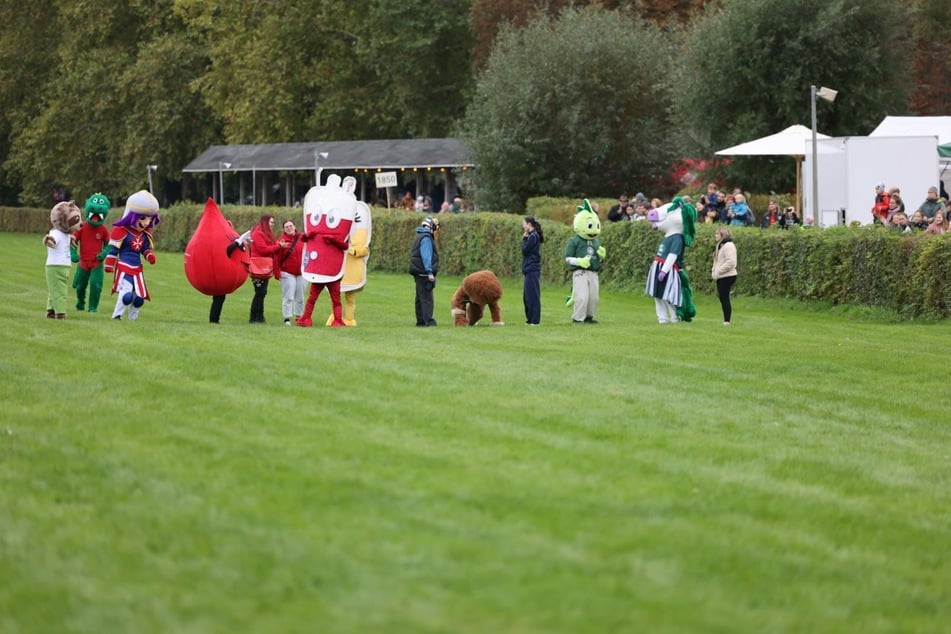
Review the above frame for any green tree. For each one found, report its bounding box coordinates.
[671,0,915,193]
[0,0,61,204]
[180,0,474,142]
[459,6,675,212]
[3,1,215,205]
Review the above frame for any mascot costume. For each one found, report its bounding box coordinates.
[43,200,82,319]
[564,199,606,324]
[645,196,697,324]
[183,198,252,323]
[104,190,161,321]
[296,174,358,328]
[451,270,505,326]
[325,200,371,326]
[70,193,111,312]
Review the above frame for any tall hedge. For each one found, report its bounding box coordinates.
[4,205,949,319]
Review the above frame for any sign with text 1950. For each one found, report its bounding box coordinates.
[375,171,398,188]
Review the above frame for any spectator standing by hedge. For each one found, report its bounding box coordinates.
[711,227,738,325]
[728,193,751,226]
[915,186,945,223]
[925,209,947,234]
[521,216,544,325]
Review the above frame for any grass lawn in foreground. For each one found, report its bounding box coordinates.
[1,231,949,633]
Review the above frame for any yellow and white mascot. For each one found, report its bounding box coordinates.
[326,200,371,326]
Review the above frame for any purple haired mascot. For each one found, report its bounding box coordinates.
[104,190,161,321]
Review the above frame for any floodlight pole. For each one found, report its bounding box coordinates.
[314,151,329,186]
[810,85,819,227]
[810,85,837,226]
[146,164,158,194]
[219,161,231,203]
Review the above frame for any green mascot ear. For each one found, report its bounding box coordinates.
[576,198,594,215]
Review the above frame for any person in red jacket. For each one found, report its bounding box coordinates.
[248,214,285,324]
[871,183,890,225]
[275,218,305,325]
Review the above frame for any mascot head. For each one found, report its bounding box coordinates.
[83,192,110,227]
[301,174,358,283]
[574,199,601,239]
[50,200,82,233]
[113,190,161,230]
[648,196,697,245]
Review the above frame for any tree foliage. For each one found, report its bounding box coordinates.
[0,0,474,205]
[670,0,915,193]
[469,0,709,68]
[0,0,938,208]
[2,0,215,205]
[178,0,474,143]
[459,6,675,212]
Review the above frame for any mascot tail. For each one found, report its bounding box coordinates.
[676,269,696,322]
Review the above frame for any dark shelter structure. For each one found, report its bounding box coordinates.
[182,138,474,208]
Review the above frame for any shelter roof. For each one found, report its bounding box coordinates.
[182,138,474,173]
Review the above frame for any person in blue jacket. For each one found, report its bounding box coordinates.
[408,216,440,326]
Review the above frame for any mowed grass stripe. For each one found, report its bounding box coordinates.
[1,231,949,633]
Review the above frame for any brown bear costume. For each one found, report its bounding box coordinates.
[451,269,504,326]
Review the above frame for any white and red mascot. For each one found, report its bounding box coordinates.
[183,198,252,323]
[325,200,371,326]
[295,174,358,328]
[451,270,505,326]
[104,190,161,321]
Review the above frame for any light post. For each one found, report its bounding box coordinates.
[146,164,158,194]
[314,151,329,186]
[810,85,837,226]
[219,161,231,203]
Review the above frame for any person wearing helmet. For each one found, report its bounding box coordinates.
[409,216,440,326]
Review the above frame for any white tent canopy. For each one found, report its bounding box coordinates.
[871,117,951,191]
[715,124,830,157]
[870,116,951,145]
[715,124,831,212]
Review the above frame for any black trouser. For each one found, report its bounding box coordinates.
[414,274,436,326]
[716,275,736,322]
[250,278,269,323]
[523,269,541,324]
[210,295,226,323]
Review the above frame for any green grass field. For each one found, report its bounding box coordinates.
[1,231,949,633]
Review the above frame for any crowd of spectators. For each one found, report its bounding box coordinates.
[875,184,948,233]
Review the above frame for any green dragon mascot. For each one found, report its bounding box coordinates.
[70,193,111,312]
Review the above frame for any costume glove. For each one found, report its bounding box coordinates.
[576,256,591,269]
[145,252,156,265]
[597,246,606,259]
[657,270,667,282]
[70,245,79,263]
